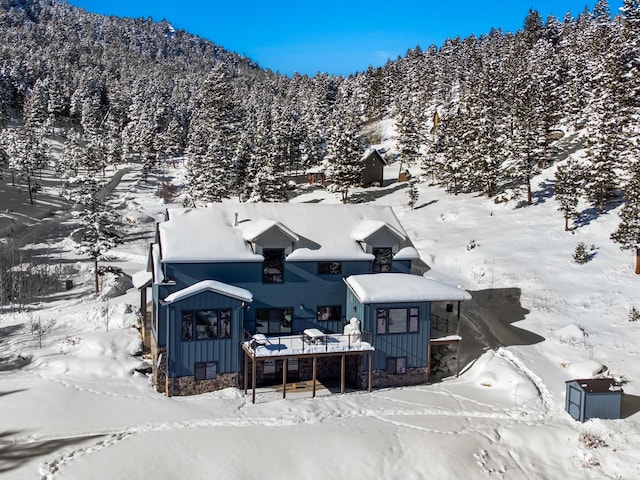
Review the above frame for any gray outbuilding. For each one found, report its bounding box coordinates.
[565,378,623,422]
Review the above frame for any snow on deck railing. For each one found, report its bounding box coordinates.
[431,313,458,335]
[244,331,373,357]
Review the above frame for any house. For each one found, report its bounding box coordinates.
[306,149,387,187]
[143,203,470,398]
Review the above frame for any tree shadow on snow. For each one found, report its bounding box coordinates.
[0,430,104,474]
[574,198,624,228]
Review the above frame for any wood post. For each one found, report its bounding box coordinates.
[312,356,317,398]
[368,354,373,392]
[340,354,346,394]
[243,350,248,394]
[282,358,288,399]
[427,341,432,379]
[252,353,257,404]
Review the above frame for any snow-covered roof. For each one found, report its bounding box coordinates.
[305,165,326,174]
[132,270,152,289]
[159,203,415,263]
[238,218,299,243]
[344,273,471,303]
[351,219,406,242]
[163,280,253,304]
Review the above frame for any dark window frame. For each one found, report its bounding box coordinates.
[372,247,393,273]
[376,307,420,334]
[255,307,293,335]
[317,305,342,321]
[194,361,217,381]
[182,309,232,342]
[263,248,285,283]
[318,261,342,275]
[387,357,407,374]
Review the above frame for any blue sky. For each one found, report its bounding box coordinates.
[67,1,623,76]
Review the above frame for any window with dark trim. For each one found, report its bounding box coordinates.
[195,362,217,380]
[387,357,407,374]
[255,308,292,334]
[182,309,231,341]
[318,261,342,275]
[376,307,419,334]
[263,249,285,283]
[195,310,217,339]
[317,305,341,321]
[182,312,193,341]
[372,247,392,273]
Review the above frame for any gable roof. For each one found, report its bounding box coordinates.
[344,273,471,303]
[158,203,418,263]
[163,279,253,304]
[362,149,387,165]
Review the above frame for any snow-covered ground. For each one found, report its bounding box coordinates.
[1,141,639,479]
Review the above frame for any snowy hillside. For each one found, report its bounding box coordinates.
[0,138,639,479]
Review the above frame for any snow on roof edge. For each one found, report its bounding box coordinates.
[163,280,253,304]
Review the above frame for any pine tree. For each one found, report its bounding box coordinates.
[611,161,640,274]
[69,177,122,292]
[325,104,364,203]
[407,180,419,209]
[555,160,583,231]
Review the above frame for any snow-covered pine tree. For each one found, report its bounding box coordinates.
[611,160,640,274]
[325,103,364,203]
[555,159,583,231]
[407,180,419,209]
[69,177,122,293]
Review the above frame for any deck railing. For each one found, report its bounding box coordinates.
[431,314,458,335]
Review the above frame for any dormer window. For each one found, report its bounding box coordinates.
[263,249,284,283]
[372,247,392,273]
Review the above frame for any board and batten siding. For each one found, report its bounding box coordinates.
[166,290,246,378]
[346,291,432,371]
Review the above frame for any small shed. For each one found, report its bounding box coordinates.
[361,149,387,186]
[565,378,623,422]
[306,165,326,186]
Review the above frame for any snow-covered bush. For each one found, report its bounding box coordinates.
[629,306,640,322]
[579,432,606,450]
[467,239,477,251]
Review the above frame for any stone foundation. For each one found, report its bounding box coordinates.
[358,367,429,389]
[149,335,167,394]
[168,373,239,396]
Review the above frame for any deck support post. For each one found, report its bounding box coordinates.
[427,342,432,380]
[368,354,373,392]
[282,358,288,399]
[312,355,317,398]
[244,350,248,394]
[252,353,257,404]
[340,354,346,394]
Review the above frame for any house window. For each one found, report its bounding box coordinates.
[194,362,217,381]
[372,247,392,273]
[318,261,342,275]
[376,309,387,334]
[317,305,341,321]
[220,309,231,338]
[182,312,193,341]
[388,308,408,334]
[195,310,218,339]
[256,308,292,335]
[376,307,419,334]
[387,357,407,374]
[263,249,284,283]
[183,309,232,341]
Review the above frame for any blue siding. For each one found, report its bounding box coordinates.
[165,290,245,377]
[360,301,432,371]
[164,260,371,334]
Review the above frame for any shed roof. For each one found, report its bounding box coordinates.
[566,378,623,394]
[345,273,471,304]
[163,279,253,304]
